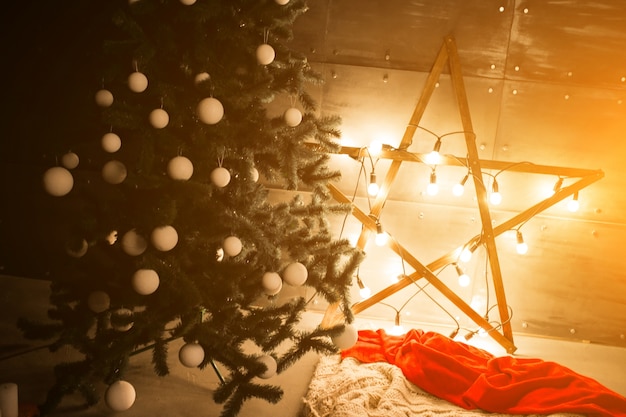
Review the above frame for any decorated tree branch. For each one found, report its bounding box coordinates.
[18,0,363,416]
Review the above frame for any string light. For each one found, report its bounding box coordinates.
[356,275,371,299]
[459,240,479,262]
[368,140,383,157]
[375,221,388,246]
[425,138,442,165]
[516,230,528,255]
[367,172,379,196]
[426,170,439,196]
[567,191,580,212]
[452,173,469,196]
[489,179,502,205]
[389,311,405,335]
[454,264,471,287]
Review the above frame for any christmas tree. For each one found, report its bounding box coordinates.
[16,0,363,416]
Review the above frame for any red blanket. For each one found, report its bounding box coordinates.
[341,329,626,416]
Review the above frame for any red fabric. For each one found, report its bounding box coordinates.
[341,329,626,417]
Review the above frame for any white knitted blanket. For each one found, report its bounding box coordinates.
[301,355,584,417]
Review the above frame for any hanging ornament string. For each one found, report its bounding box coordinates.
[217,147,226,168]
[263,28,269,44]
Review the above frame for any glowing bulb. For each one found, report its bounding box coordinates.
[490,179,501,205]
[368,172,379,196]
[567,192,580,212]
[453,173,469,197]
[460,248,472,262]
[425,139,442,165]
[425,150,441,165]
[458,273,471,287]
[516,231,528,255]
[359,286,372,299]
[375,223,388,246]
[369,140,383,156]
[375,231,388,246]
[455,264,471,287]
[490,191,502,205]
[567,199,580,212]
[426,171,438,196]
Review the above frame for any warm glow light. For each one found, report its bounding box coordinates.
[516,231,528,255]
[452,183,464,196]
[375,229,388,247]
[369,140,383,156]
[490,179,502,205]
[425,150,441,165]
[368,182,379,197]
[426,182,439,196]
[460,247,473,262]
[389,325,406,335]
[426,171,438,196]
[489,191,502,205]
[455,264,471,287]
[567,192,580,212]
[359,286,372,299]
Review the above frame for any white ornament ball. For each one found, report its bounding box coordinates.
[87,291,111,314]
[250,167,259,182]
[121,229,148,256]
[66,239,88,258]
[284,107,303,127]
[197,97,224,125]
[43,166,73,197]
[180,0,196,4]
[105,380,136,412]
[111,308,134,332]
[210,166,231,187]
[332,323,359,350]
[101,132,122,153]
[194,72,210,85]
[128,71,148,93]
[131,269,160,295]
[149,108,169,129]
[102,160,127,184]
[256,44,276,66]
[275,0,290,4]
[167,156,193,180]
[258,355,277,379]
[179,342,205,368]
[262,272,282,296]
[222,236,242,257]
[95,89,114,107]
[151,225,178,251]
[61,152,80,169]
[283,262,308,286]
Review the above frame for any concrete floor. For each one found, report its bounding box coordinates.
[1,275,625,417]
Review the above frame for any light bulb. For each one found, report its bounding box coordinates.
[356,276,371,299]
[490,179,502,205]
[460,248,473,262]
[375,222,388,246]
[516,231,528,255]
[369,140,383,156]
[425,150,441,165]
[455,264,471,287]
[567,192,580,212]
[359,286,372,299]
[368,172,379,196]
[426,171,438,196]
[425,139,442,165]
[453,173,469,196]
[490,191,502,205]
